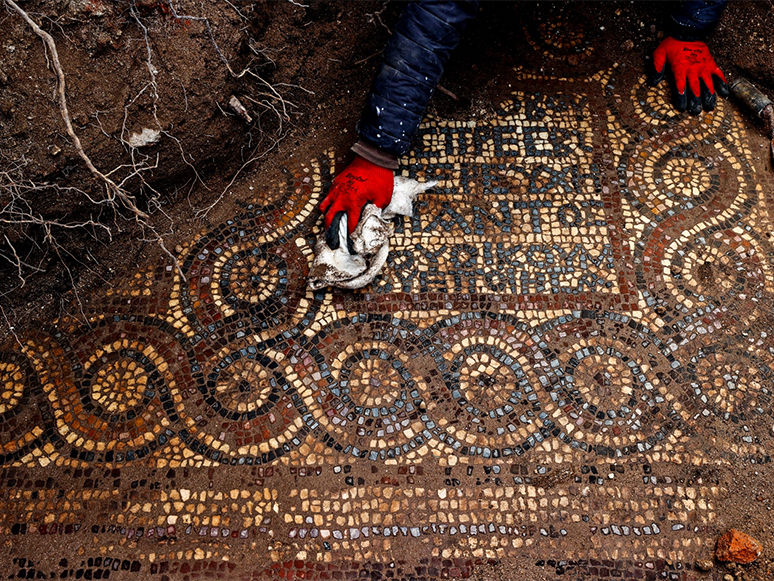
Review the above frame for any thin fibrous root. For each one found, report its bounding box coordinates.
[3,0,185,281]
[4,0,147,221]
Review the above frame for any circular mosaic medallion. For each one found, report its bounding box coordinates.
[0,347,51,464]
[83,353,157,418]
[429,313,553,458]
[177,236,321,342]
[178,346,302,464]
[668,230,768,302]
[455,342,519,415]
[336,346,426,441]
[0,361,25,415]
[339,349,410,410]
[643,224,774,328]
[221,249,287,306]
[522,6,595,66]
[620,139,746,222]
[298,316,442,461]
[40,319,187,463]
[532,312,684,456]
[214,247,290,329]
[686,345,773,424]
[212,357,276,414]
[626,77,728,133]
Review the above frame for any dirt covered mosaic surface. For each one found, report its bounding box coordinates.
[3,7,774,581]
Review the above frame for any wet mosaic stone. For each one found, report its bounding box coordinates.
[1,17,773,580]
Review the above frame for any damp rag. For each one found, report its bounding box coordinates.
[308,176,436,290]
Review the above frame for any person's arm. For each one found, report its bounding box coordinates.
[650,0,729,115]
[667,0,728,41]
[355,0,479,165]
[321,1,478,239]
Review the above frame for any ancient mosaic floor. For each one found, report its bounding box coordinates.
[3,15,774,581]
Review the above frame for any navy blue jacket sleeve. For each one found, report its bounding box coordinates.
[356,1,725,162]
[356,1,478,159]
[667,0,728,40]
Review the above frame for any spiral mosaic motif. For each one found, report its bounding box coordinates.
[64,344,170,460]
[532,312,684,456]
[686,345,773,424]
[176,234,321,342]
[336,345,428,446]
[30,319,189,463]
[211,355,277,415]
[668,230,766,302]
[620,139,745,222]
[648,224,774,328]
[454,340,522,416]
[430,313,553,458]
[0,347,50,463]
[214,247,289,324]
[178,346,303,464]
[83,350,157,416]
[625,77,728,133]
[297,316,444,461]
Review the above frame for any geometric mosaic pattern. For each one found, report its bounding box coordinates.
[2,19,773,581]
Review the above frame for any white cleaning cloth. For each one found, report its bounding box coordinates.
[308,176,436,290]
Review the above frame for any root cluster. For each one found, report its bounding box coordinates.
[0,0,309,320]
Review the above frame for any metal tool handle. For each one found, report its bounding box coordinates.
[730,77,773,118]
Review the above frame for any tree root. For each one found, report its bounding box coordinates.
[2,0,184,281]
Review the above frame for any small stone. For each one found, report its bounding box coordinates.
[724,575,734,581]
[715,529,762,564]
[621,39,634,52]
[695,560,714,572]
[127,128,161,148]
[68,0,109,16]
[228,95,253,124]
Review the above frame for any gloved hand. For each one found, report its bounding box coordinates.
[320,155,394,249]
[649,37,729,115]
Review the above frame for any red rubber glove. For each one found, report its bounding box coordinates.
[320,155,394,242]
[650,37,729,115]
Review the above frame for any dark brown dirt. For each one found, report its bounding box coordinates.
[0,0,400,331]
